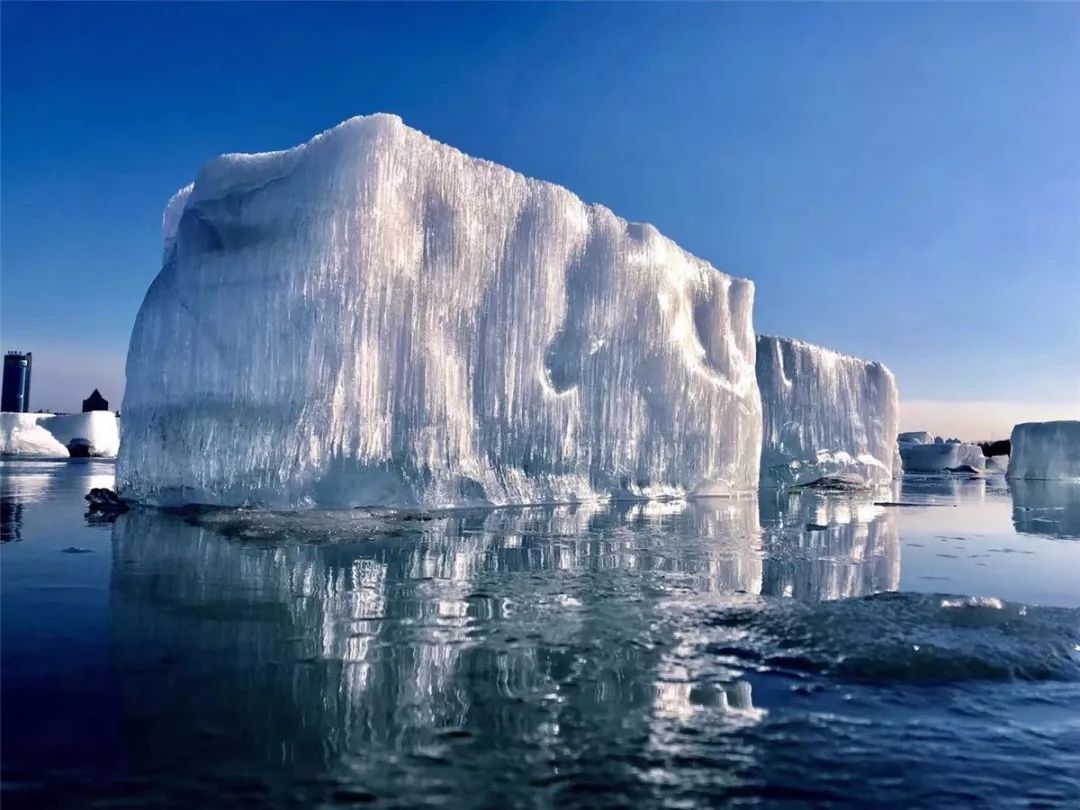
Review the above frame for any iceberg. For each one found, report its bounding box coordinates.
[43,412,120,458]
[899,441,986,473]
[755,335,899,488]
[985,454,1009,474]
[118,114,762,508]
[0,413,69,458]
[1007,421,1080,481]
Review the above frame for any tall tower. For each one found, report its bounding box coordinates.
[2,352,33,413]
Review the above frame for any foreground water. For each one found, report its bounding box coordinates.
[2,460,1078,807]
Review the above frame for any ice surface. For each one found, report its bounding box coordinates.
[44,412,120,458]
[755,335,899,488]
[1007,421,1080,481]
[898,431,933,445]
[119,114,762,508]
[986,454,1010,474]
[161,183,194,261]
[899,441,986,472]
[0,413,69,457]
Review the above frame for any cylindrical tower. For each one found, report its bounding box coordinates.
[2,352,33,413]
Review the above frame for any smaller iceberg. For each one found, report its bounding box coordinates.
[899,441,986,473]
[1007,421,1080,481]
[756,335,899,488]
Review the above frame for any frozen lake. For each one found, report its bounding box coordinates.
[2,459,1078,806]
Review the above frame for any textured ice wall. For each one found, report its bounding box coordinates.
[1007,421,1080,481]
[756,335,899,487]
[119,114,762,508]
[899,442,986,472]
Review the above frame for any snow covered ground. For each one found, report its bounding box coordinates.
[119,114,763,508]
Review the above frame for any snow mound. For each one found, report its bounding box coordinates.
[119,114,762,508]
[1007,421,1080,481]
[756,335,899,488]
[899,441,986,472]
[0,413,69,457]
[43,412,120,458]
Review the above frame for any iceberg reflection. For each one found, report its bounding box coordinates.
[1009,480,1080,539]
[107,499,770,795]
[758,490,900,600]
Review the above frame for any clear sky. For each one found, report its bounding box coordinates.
[2,2,1077,438]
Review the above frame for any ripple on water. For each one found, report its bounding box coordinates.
[702,591,1080,684]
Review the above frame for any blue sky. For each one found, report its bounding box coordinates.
[2,3,1077,434]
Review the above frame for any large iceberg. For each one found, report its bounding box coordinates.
[755,335,899,488]
[118,114,762,508]
[1007,421,1080,481]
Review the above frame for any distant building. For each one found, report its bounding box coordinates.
[82,389,110,412]
[2,352,32,413]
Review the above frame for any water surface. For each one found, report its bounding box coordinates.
[2,460,1078,807]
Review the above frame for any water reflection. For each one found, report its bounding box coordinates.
[900,474,988,502]
[104,493,902,797]
[1,460,60,541]
[758,490,900,600]
[1,459,118,542]
[1009,480,1080,539]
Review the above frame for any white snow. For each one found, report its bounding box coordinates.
[119,113,763,508]
[44,412,120,458]
[899,441,986,472]
[897,431,933,445]
[755,335,899,488]
[0,413,69,457]
[0,411,120,458]
[1007,421,1080,481]
[161,182,194,261]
